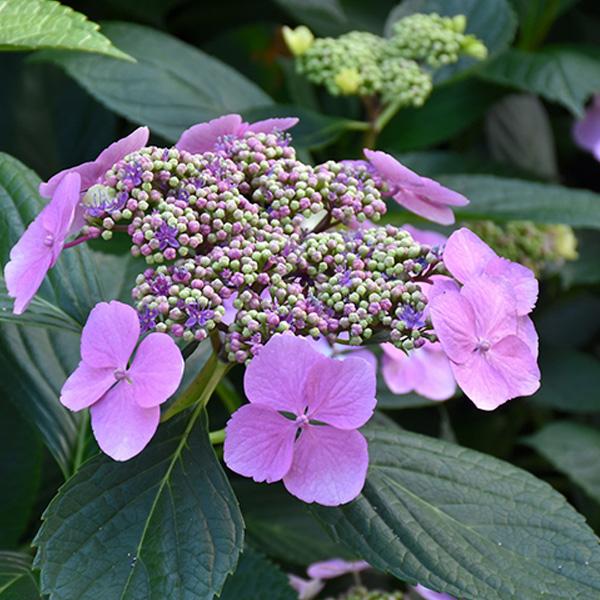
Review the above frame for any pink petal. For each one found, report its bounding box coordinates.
[60,361,116,411]
[39,160,99,198]
[243,333,323,413]
[424,276,460,304]
[247,117,299,134]
[128,332,184,408]
[394,189,457,225]
[94,126,149,173]
[307,558,370,580]
[288,575,324,600]
[428,290,477,363]
[402,224,447,247]
[283,426,369,506]
[518,315,539,359]
[413,584,456,600]
[573,95,600,155]
[363,149,423,187]
[443,228,497,283]
[414,345,456,401]
[419,176,469,207]
[90,383,160,461]
[382,348,422,395]
[224,404,297,483]
[485,256,538,316]
[303,356,376,429]
[460,276,517,343]
[176,114,243,153]
[81,301,140,369]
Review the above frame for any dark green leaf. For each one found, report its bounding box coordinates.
[376,385,435,410]
[0,400,42,548]
[0,552,41,600]
[234,480,348,566]
[525,421,600,504]
[378,80,502,152]
[274,0,348,36]
[314,423,600,599]
[561,230,600,286]
[530,348,600,413]
[480,47,600,116]
[0,0,132,60]
[37,22,273,142]
[385,0,517,83]
[220,546,295,600]
[34,411,244,600]
[438,174,600,228]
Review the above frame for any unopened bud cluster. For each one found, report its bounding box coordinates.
[467,220,578,274]
[289,13,486,105]
[81,129,445,363]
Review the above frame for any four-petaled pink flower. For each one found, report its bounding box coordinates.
[4,172,81,314]
[60,301,184,461]
[573,94,600,161]
[39,126,150,198]
[429,275,540,410]
[364,150,469,225]
[176,113,299,154]
[224,334,376,506]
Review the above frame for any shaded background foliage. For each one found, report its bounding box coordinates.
[1,0,600,598]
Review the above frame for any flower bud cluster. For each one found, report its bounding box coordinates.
[388,12,487,68]
[291,13,486,105]
[466,220,578,274]
[330,586,404,600]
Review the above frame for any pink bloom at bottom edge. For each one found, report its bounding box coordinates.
[224,333,376,506]
[60,301,184,461]
[413,583,456,600]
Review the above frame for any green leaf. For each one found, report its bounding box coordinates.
[34,410,244,600]
[436,174,600,228]
[37,21,273,142]
[314,423,600,599]
[220,546,295,600]
[0,399,43,548]
[378,80,502,152]
[0,552,40,600]
[530,348,600,413]
[480,47,600,116]
[525,422,600,505]
[274,0,348,36]
[234,480,348,566]
[385,0,517,83]
[561,230,600,287]
[0,0,132,61]
[485,94,558,180]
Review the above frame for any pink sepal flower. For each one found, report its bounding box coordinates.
[364,150,469,225]
[60,301,184,461]
[429,275,540,410]
[176,114,299,154]
[224,334,376,506]
[401,224,447,248]
[4,172,81,314]
[573,94,600,161]
[307,558,370,580]
[288,575,324,600]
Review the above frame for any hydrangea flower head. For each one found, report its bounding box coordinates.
[429,275,540,410]
[364,150,469,225]
[176,113,299,154]
[60,301,184,460]
[224,334,376,506]
[573,94,600,161]
[443,227,538,316]
[39,127,149,198]
[4,172,81,314]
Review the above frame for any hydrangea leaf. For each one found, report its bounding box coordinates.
[36,22,273,142]
[525,421,600,504]
[220,546,295,600]
[34,411,244,600]
[0,0,132,61]
[0,551,41,600]
[313,423,600,599]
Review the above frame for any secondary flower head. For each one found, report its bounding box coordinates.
[381,341,456,401]
[4,172,81,314]
[429,275,540,410]
[39,127,150,198]
[224,334,376,505]
[60,301,184,460]
[364,150,469,225]
[573,94,600,161]
[176,113,299,154]
[443,227,538,316]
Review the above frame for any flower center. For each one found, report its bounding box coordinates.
[476,339,491,352]
[44,233,55,247]
[114,368,132,383]
[294,413,310,428]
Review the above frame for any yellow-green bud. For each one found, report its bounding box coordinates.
[334,67,362,94]
[282,25,314,56]
[551,225,578,260]
[462,35,488,59]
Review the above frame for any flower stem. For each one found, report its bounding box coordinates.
[63,234,95,250]
[209,428,226,445]
[161,352,232,422]
[217,377,242,414]
[72,411,89,474]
